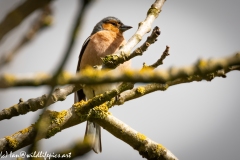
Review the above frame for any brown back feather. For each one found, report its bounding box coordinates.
[75,37,90,102]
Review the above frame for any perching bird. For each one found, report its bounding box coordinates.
[74,16,132,153]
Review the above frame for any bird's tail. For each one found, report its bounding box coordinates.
[84,121,102,153]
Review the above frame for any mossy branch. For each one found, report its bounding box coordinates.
[0,112,178,160]
[52,112,178,160]
[0,53,239,88]
[0,82,133,153]
[0,84,82,121]
[114,46,169,105]
[96,114,178,160]
[0,0,238,159]
[1,53,238,158]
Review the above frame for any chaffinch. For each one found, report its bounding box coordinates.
[75,16,132,153]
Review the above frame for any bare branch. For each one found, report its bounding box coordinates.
[129,26,161,59]
[0,6,53,68]
[147,45,170,68]
[0,0,52,42]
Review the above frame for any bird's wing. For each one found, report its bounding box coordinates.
[74,36,90,103]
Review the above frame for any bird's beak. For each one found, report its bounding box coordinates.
[120,24,132,32]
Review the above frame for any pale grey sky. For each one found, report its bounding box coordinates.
[0,0,240,160]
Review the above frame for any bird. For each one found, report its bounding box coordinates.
[74,16,132,153]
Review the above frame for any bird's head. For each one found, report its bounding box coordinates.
[91,16,132,35]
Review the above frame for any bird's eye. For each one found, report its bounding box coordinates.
[110,22,117,27]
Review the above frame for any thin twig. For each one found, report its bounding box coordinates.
[0,6,53,68]
[0,0,52,42]
[129,26,161,59]
[147,45,170,68]
[102,26,161,68]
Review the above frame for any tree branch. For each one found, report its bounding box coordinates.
[28,0,94,154]
[0,0,52,42]
[0,84,82,121]
[102,0,166,68]
[0,53,239,88]
[0,6,53,68]
[96,114,178,160]
[1,52,238,158]
[0,82,133,152]
[1,54,238,160]
[146,45,170,69]
[102,26,161,68]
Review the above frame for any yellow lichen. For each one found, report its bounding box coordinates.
[147,8,160,16]
[101,54,122,68]
[137,132,147,141]
[2,74,16,86]
[157,144,166,150]
[73,100,88,115]
[142,63,150,69]
[73,100,89,119]
[5,136,18,149]
[57,71,72,85]
[136,87,145,95]
[198,59,207,68]
[91,102,110,119]
[43,15,53,26]
[104,54,118,62]
[80,66,99,77]
[156,144,167,155]
[49,110,67,125]
[34,73,50,85]
[124,69,134,78]
[73,100,87,109]
[140,67,154,79]
[20,127,30,134]
[135,34,142,42]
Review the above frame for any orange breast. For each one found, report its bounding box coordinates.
[80,30,124,69]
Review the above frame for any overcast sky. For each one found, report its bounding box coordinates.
[0,0,240,160]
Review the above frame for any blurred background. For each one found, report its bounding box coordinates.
[0,0,240,159]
